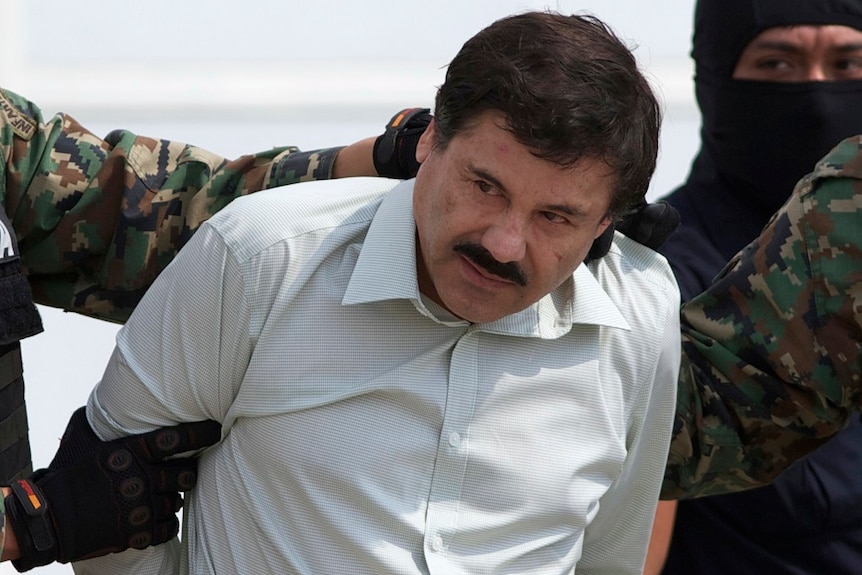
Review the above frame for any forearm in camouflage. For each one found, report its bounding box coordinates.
[1,87,343,323]
[663,136,862,498]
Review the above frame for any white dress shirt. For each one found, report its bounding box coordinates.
[75,177,680,575]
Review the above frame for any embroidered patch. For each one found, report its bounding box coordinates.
[0,91,36,141]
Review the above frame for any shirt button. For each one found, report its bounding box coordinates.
[448,431,461,447]
[431,535,444,552]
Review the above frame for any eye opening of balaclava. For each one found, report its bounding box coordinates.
[689,0,862,220]
[693,0,862,79]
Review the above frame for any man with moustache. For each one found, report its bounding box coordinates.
[1,8,861,573]
[64,8,862,574]
[71,11,682,574]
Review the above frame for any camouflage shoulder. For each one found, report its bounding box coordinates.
[0,87,42,141]
[805,135,862,183]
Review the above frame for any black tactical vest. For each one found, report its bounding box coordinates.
[0,207,43,481]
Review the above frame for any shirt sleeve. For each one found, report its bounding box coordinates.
[579,283,680,575]
[663,135,862,499]
[73,223,253,574]
[0,86,342,324]
[88,221,251,432]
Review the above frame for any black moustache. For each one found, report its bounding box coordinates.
[453,242,528,287]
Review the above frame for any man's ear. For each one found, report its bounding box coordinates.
[594,214,613,239]
[585,216,615,262]
[415,118,437,164]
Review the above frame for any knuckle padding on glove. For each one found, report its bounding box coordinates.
[616,200,681,251]
[4,407,221,570]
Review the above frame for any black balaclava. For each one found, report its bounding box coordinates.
[682,0,862,256]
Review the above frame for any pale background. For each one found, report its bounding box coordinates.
[0,0,699,572]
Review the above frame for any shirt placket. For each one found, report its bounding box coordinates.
[423,328,480,573]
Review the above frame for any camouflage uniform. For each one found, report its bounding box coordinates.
[0,86,343,489]
[668,136,862,498]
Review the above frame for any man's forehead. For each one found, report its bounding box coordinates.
[750,24,862,47]
[450,112,608,170]
[442,110,617,210]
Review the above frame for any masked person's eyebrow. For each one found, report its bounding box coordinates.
[747,40,806,53]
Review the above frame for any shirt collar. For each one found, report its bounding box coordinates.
[342,180,421,305]
[342,180,630,339]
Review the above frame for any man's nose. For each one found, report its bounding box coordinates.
[801,64,829,81]
[482,216,527,263]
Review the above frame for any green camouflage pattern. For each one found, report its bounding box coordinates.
[0,87,343,323]
[666,136,862,498]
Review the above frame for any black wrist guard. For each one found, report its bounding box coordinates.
[5,477,57,572]
[372,107,431,179]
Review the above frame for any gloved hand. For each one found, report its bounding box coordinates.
[615,200,680,251]
[4,406,221,572]
[372,107,432,179]
[585,200,680,262]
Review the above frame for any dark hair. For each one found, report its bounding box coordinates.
[433,11,661,215]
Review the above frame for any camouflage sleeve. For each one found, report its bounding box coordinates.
[663,135,862,499]
[0,87,344,323]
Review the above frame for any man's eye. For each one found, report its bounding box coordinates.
[835,58,862,78]
[477,181,495,194]
[541,212,567,224]
[836,58,862,69]
[755,58,792,71]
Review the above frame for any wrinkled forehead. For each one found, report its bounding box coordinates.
[692,0,862,77]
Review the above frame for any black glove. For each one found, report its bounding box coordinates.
[372,107,432,179]
[4,407,221,571]
[584,201,679,263]
[615,200,680,252]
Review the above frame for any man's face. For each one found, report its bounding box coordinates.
[733,24,862,81]
[412,110,614,324]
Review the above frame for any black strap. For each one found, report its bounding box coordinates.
[0,344,32,482]
[6,477,57,571]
